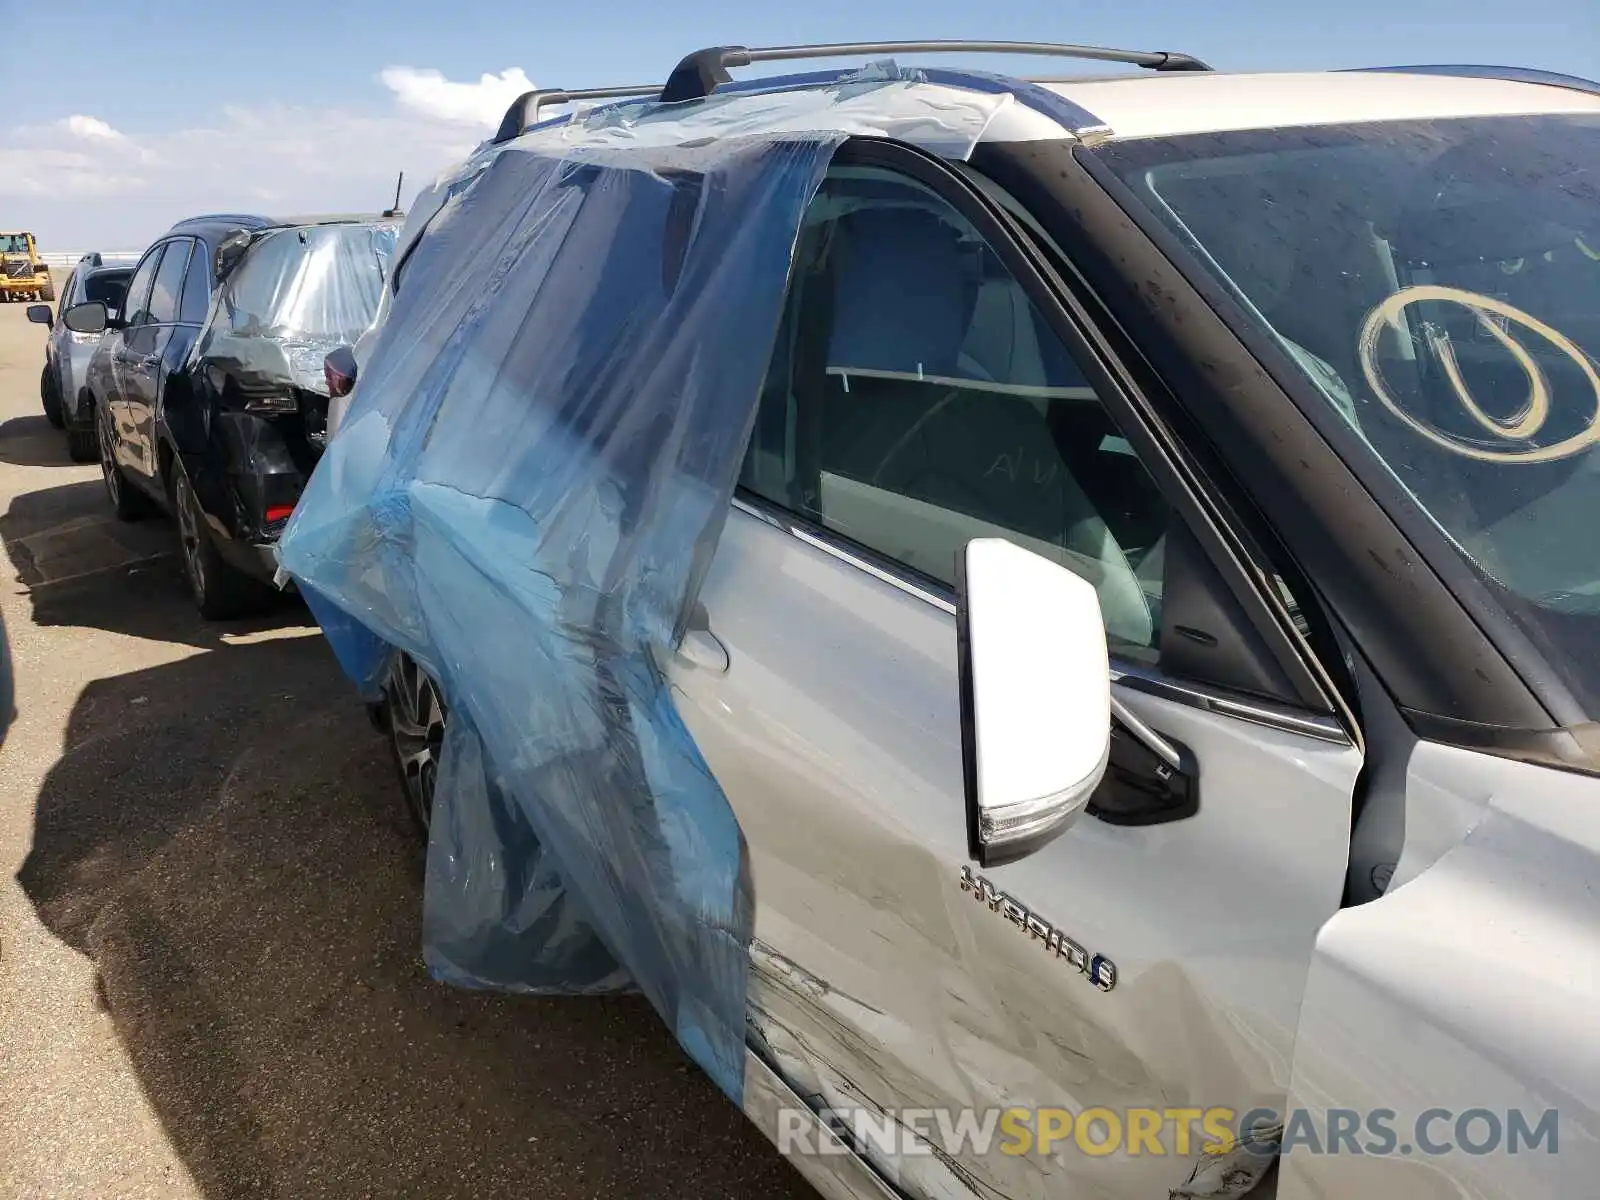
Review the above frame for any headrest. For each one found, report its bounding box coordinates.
[826,208,977,379]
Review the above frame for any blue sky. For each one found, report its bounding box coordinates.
[3,0,1596,247]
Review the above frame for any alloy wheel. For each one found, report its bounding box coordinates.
[388,655,448,830]
[174,473,207,605]
[96,408,121,508]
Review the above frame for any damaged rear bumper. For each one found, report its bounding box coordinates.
[185,410,321,585]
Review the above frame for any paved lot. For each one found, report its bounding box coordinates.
[0,301,811,1198]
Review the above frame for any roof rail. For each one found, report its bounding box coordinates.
[492,85,662,145]
[661,40,1211,103]
[1350,63,1600,98]
[171,212,272,224]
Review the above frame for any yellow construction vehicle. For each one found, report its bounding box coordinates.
[0,231,54,302]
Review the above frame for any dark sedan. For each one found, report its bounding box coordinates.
[64,215,398,617]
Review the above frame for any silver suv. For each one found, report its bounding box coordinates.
[281,45,1600,1200]
[28,254,134,459]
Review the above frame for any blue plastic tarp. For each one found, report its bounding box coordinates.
[277,69,1009,1105]
[277,133,840,1101]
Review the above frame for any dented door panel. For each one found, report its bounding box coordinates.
[666,507,1363,1199]
[1280,746,1600,1200]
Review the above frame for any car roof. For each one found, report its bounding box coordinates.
[164,213,276,243]
[160,212,398,254]
[271,212,400,227]
[517,58,1600,152]
[1046,69,1600,140]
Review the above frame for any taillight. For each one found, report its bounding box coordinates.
[265,504,296,524]
[243,394,298,416]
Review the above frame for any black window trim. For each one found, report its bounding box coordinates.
[121,243,165,327]
[178,236,216,328]
[736,137,1359,746]
[146,237,194,330]
[57,269,79,316]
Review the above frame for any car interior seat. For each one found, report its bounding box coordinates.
[806,205,1153,646]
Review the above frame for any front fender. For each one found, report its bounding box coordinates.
[1280,743,1600,1199]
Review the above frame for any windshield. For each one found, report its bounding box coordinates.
[1094,113,1600,715]
[0,233,33,255]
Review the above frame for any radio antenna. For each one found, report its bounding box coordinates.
[382,171,405,218]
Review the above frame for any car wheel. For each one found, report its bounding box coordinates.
[40,366,64,429]
[384,653,448,835]
[93,402,149,511]
[172,467,272,620]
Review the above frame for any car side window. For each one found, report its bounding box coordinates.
[178,241,212,324]
[740,166,1173,662]
[120,248,163,328]
[57,270,79,318]
[148,238,191,325]
[83,270,131,310]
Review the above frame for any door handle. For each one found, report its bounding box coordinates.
[675,628,729,673]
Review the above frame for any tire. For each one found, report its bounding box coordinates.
[383,653,448,835]
[172,465,272,620]
[38,282,55,302]
[93,401,150,511]
[41,366,64,429]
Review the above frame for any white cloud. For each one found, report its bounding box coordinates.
[379,66,534,126]
[0,66,528,248]
[61,114,126,141]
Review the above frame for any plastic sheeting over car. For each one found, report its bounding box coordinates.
[201,221,400,403]
[275,67,1009,1104]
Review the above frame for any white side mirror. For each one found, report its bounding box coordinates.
[957,538,1111,867]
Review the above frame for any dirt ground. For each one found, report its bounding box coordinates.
[0,299,811,1199]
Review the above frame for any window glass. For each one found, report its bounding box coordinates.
[741,166,1172,661]
[120,249,162,327]
[178,241,212,323]
[1094,113,1600,711]
[147,239,191,324]
[83,268,133,311]
[57,270,78,318]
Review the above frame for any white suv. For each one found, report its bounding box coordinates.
[283,47,1600,1200]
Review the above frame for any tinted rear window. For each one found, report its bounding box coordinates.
[82,270,132,307]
